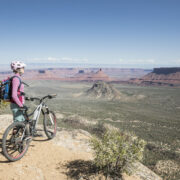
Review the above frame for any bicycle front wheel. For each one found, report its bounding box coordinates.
[2,122,30,162]
[43,111,57,139]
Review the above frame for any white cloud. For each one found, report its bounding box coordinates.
[61,57,73,61]
[118,58,124,63]
[21,57,180,68]
[157,59,180,66]
[26,57,45,62]
[47,57,59,61]
[136,59,155,64]
[25,57,89,64]
[174,59,180,64]
[61,57,89,63]
[116,58,156,65]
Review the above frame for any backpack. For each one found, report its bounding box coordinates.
[0,76,22,102]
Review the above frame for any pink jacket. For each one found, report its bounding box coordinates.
[11,74,24,107]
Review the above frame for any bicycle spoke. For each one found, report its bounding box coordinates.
[9,149,19,155]
[2,122,30,161]
[44,111,57,139]
[6,145,15,150]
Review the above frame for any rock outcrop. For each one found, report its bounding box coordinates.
[86,81,122,99]
[129,67,180,86]
[71,68,112,82]
[84,81,145,101]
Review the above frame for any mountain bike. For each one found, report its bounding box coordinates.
[2,94,57,162]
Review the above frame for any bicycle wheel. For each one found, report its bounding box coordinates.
[2,122,30,162]
[43,111,57,139]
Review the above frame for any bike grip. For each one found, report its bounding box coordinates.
[25,97,30,100]
[48,94,57,98]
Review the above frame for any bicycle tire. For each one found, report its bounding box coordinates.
[2,122,30,162]
[43,111,57,139]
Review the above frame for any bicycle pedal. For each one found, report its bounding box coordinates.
[24,136,32,143]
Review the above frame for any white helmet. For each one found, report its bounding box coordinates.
[11,61,26,71]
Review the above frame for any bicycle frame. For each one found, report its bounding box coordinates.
[27,103,53,131]
[22,94,57,135]
[32,103,43,129]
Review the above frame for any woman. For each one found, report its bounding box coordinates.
[10,61,26,122]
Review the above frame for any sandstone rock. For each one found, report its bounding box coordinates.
[53,129,93,153]
[127,161,162,180]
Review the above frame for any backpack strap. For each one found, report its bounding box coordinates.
[10,76,29,87]
[22,82,29,87]
[10,76,22,92]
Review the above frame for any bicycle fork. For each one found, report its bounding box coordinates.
[45,109,54,125]
[43,104,54,125]
[32,104,43,129]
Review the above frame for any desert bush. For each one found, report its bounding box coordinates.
[90,121,107,137]
[90,130,146,178]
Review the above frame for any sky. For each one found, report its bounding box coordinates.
[0,0,180,69]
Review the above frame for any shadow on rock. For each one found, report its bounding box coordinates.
[63,160,124,180]
[64,160,99,180]
[0,138,9,163]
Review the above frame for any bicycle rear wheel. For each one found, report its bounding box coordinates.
[43,111,57,139]
[2,122,30,162]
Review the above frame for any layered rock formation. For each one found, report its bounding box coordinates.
[129,67,180,86]
[86,81,122,99]
[85,81,146,101]
[71,68,112,82]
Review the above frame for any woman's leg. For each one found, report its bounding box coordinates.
[10,103,25,122]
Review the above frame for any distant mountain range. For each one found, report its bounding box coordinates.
[1,66,180,86]
[0,67,151,81]
[129,67,180,86]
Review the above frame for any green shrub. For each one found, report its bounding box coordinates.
[90,130,146,178]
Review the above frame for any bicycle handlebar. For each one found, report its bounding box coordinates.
[25,94,57,102]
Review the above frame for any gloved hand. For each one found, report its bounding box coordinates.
[20,105,28,111]
[25,97,30,100]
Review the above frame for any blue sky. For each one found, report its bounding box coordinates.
[0,0,180,68]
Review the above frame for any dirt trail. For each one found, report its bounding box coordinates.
[0,114,161,180]
[0,132,93,180]
[0,114,93,180]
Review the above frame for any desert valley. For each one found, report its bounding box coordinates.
[0,67,180,180]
